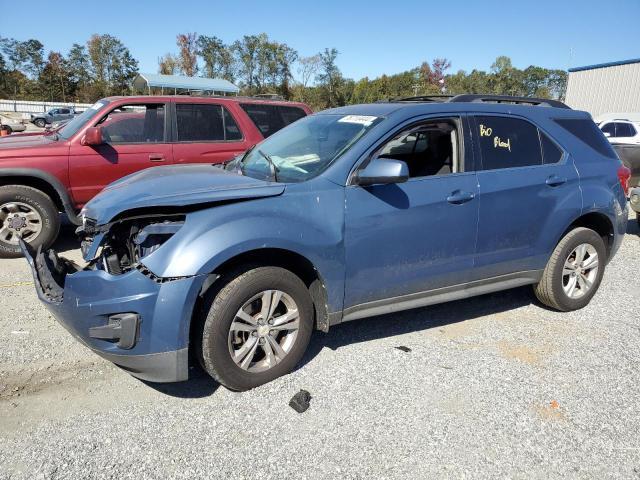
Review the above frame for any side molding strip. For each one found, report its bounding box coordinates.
[341,270,543,323]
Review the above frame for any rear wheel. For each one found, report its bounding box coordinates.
[0,186,60,258]
[199,266,313,391]
[534,227,606,311]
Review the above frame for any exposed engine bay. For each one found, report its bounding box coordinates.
[90,217,185,275]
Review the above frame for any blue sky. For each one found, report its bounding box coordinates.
[1,0,639,80]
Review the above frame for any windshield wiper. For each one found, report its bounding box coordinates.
[257,149,279,182]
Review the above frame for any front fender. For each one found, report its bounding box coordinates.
[141,180,346,313]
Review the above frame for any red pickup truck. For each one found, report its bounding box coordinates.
[0,95,311,257]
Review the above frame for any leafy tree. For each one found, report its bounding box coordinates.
[176,33,198,76]
[232,34,262,92]
[158,53,179,75]
[316,48,341,107]
[197,35,235,81]
[87,34,138,97]
[298,55,321,90]
[39,51,72,101]
[66,43,92,101]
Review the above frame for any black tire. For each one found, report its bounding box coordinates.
[4,126,12,134]
[199,266,314,391]
[0,185,60,258]
[534,227,606,311]
[34,118,46,128]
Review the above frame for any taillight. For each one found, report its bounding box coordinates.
[618,165,631,196]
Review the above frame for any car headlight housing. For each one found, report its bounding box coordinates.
[133,221,184,259]
[96,217,185,275]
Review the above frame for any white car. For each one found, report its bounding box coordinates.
[597,119,640,144]
[0,117,27,134]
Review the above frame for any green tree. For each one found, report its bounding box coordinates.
[197,35,235,81]
[316,47,341,107]
[232,34,262,92]
[66,43,91,101]
[87,34,138,97]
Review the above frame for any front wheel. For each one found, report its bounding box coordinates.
[199,266,314,391]
[0,186,60,258]
[534,227,606,311]
[33,118,46,128]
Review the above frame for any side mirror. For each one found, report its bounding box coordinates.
[81,126,103,146]
[354,158,409,186]
[603,132,611,138]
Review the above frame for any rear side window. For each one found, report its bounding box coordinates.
[475,116,542,170]
[280,106,307,125]
[554,118,617,159]
[240,104,307,138]
[176,104,242,142]
[615,122,635,137]
[540,132,563,164]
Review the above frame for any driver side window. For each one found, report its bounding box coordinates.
[377,119,459,178]
[98,104,166,144]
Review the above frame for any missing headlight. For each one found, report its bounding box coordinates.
[96,217,185,275]
[133,221,185,259]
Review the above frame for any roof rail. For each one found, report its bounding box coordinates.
[396,95,453,103]
[448,94,570,109]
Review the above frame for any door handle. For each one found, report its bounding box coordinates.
[545,175,566,187]
[149,154,165,162]
[447,190,475,205]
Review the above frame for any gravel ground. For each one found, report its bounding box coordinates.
[0,214,639,479]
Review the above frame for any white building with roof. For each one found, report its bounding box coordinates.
[565,58,640,118]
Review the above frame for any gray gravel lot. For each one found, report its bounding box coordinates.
[0,214,639,479]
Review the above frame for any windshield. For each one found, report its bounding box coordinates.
[58,100,110,139]
[237,114,382,182]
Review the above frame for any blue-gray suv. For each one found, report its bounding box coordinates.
[21,95,631,391]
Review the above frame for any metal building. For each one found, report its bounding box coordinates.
[565,58,640,118]
[133,73,239,96]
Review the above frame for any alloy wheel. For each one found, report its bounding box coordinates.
[228,290,300,373]
[562,243,599,299]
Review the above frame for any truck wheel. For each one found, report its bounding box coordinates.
[0,186,60,258]
[34,119,46,128]
[534,227,606,311]
[199,266,314,391]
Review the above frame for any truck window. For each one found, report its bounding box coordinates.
[99,104,165,144]
[240,104,307,138]
[176,104,242,142]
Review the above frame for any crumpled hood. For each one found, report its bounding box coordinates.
[84,164,285,224]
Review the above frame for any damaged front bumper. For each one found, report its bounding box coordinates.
[20,238,208,383]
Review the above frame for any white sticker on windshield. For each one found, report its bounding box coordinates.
[338,115,377,126]
[90,101,106,110]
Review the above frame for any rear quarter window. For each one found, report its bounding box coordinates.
[554,118,617,159]
[240,104,307,138]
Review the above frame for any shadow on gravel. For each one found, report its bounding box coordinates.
[300,286,535,370]
[140,366,220,398]
[626,215,639,235]
[53,217,81,254]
